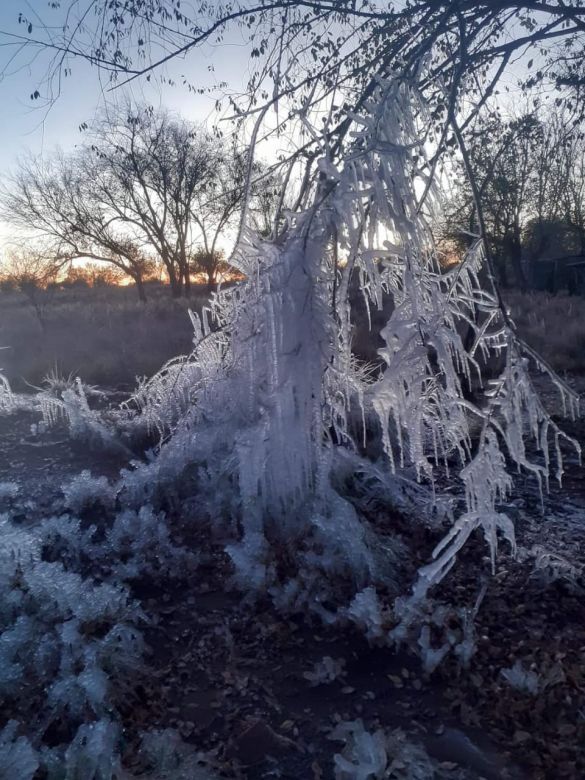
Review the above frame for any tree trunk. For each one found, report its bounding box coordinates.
[168,270,182,298]
[135,275,147,303]
[183,267,191,297]
[510,236,527,289]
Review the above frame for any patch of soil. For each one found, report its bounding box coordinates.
[121,543,517,779]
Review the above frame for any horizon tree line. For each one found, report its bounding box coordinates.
[0,102,280,301]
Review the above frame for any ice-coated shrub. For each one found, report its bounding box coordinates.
[62,470,116,512]
[114,75,580,666]
[39,377,121,450]
[0,509,144,767]
[38,514,95,568]
[38,504,198,586]
[0,721,38,780]
[63,719,122,780]
[22,560,137,623]
[329,720,435,780]
[106,505,199,581]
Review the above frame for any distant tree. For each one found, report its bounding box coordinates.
[443,108,585,288]
[63,263,126,289]
[86,105,222,297]
[189,249,232,289]
[0,249,61,330]
[1,105,257,299]
[0,151,153,302]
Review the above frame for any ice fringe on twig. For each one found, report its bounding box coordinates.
[0,370,14,412]
[120,75,580,656]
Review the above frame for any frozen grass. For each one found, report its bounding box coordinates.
[506,290,585,374]
[0,283,209,390]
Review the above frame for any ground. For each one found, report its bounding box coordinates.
[1,374,584,779]
[1,287,585,778]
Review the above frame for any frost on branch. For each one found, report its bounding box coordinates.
[125,76,579,654]
[0,370,14,412]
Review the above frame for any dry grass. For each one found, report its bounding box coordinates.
[0,283,209,391]
[506,290,585,374]
[1,283,583,393]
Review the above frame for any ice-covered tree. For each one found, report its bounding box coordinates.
[2,0,583,652]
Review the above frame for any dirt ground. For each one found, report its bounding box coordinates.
[1,376,584,779]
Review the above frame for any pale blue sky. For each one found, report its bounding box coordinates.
[0,1,542,251]
[0,1,256,246]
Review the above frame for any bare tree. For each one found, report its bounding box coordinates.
[87,105,222,297]
[443,106,585,287]
[189,248,233,289]
[1,105,255,299]
[4,3,585,171]
[0,248,62,330]
[0,151,153,301]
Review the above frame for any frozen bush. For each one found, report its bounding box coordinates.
[38,514,94,568]
[39,378,122,451]
[0,721,38,780]
[107,505,199,581]
[62,471,116,513]
[22,561,137,623]
[0,512,144,759]
[113,76,580,664]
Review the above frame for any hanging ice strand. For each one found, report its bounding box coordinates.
[138,72,578,635]
[329,75,579,618]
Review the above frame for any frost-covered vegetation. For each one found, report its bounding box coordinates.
[109,79,578,656]
[0,464,212,776]
[1,75,582,775]
[2,0,585,769]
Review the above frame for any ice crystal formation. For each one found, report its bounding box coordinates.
[0,75,580,775]
[129,77,579,643]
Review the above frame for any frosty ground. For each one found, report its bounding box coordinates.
[1,370,583,779]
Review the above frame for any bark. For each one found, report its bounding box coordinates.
[168,270,182,298]
[135,275,148,303]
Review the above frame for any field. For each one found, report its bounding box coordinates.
[0,283,208,391]
[2,285,585,393]
[505,291,585,375]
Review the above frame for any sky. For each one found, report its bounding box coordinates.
[0,2,541,254]
[0,1,257,249]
